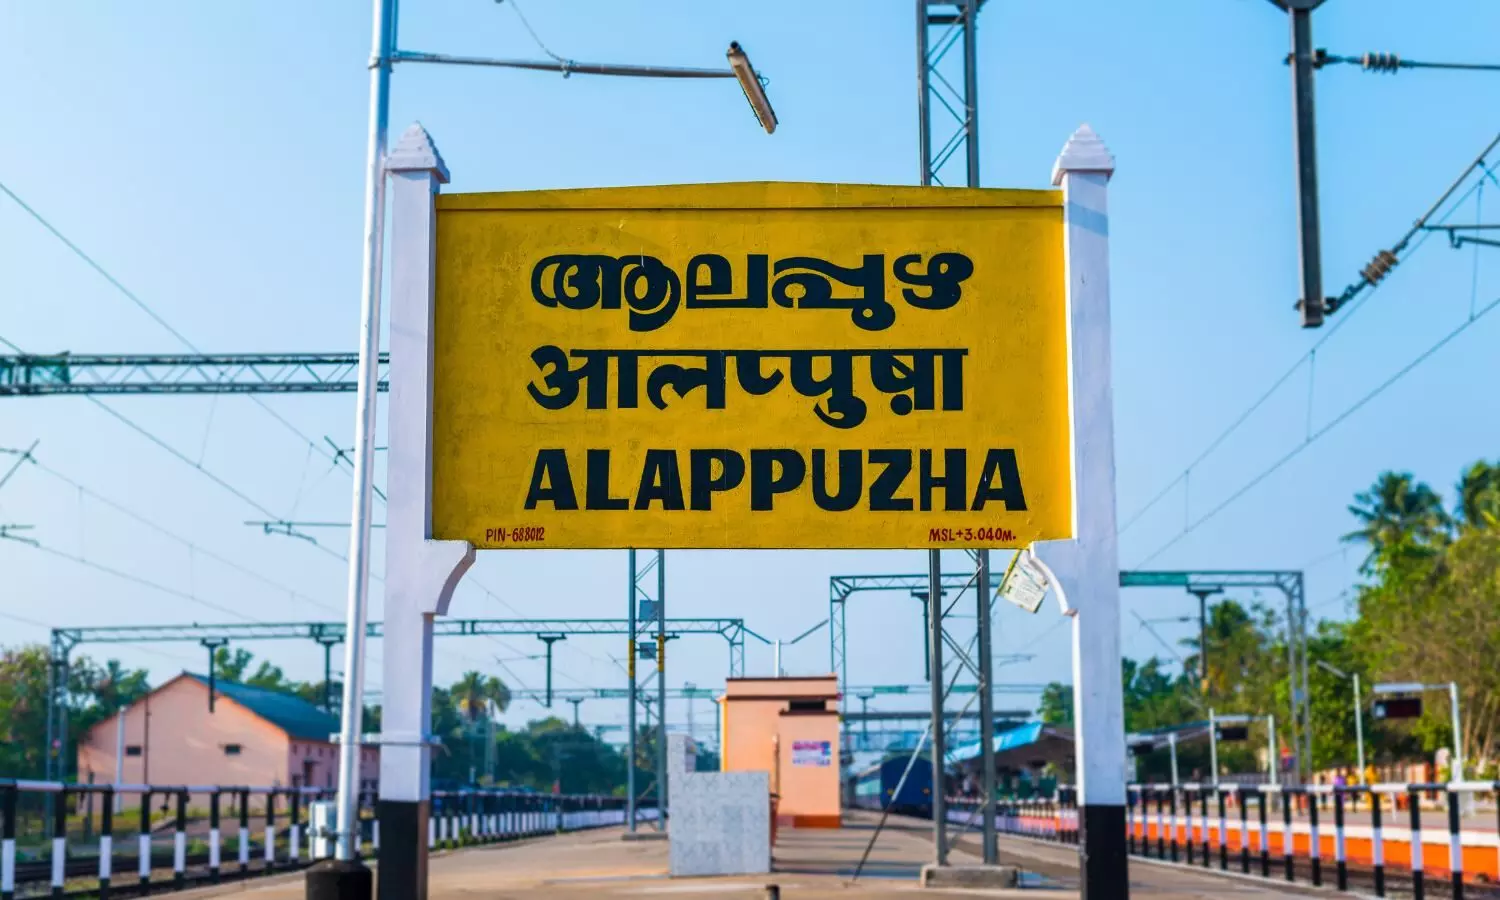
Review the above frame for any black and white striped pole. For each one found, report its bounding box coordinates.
[239,790,251,874]
[1334,787,1347,891]
[1,782,15,900]
[1447,787,1463,900]
[1371,788,1385,896]
[50,789,66,900]
[1409,786,1424,900]
[99,788,113,900]
[137,792,151,894]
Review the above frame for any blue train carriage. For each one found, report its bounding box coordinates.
[848,756,934,816]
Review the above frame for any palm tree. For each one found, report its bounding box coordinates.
[1455,460,1500,531]
[451,672,511,722]
[1343,471,1450,570]
[452,671,489,722]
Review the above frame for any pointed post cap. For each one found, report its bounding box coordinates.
[1051,124,1114,186]
[386,123,450,184]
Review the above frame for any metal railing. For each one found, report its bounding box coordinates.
[0,780,650,900]
[949,782,1500,900]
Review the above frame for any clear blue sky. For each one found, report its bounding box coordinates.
[2,0,1496,739]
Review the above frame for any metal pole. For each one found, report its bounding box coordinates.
[975,549,997,864]
[915,0,931,186]
[1209,709,1219,785]
[45,646,56,782]
[626,549,637,832]
[1353,674,1366,781]
[1282,588,1301,785]
[1288,1,1326,327]
[656,550,667,824]
[773,639,782,677]
[1196,591,1210,693]
[1448,681,1463,782]
[114,710,125,814]
[961,0,980,187]
[928,549,947,866]
[1169,732,1180,787]
[323,641,335,713]
[1297,579,1312,785]
[1268,715,1278,787]
[332,0,393,863]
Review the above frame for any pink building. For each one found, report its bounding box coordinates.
[77,673,377,793]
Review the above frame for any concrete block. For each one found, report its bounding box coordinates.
[621,830,669,842]
[919,864,1021,889]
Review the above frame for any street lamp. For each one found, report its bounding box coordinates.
[1314,660,1365,783]
[1372,681,1464,783]
[328,0,781,876]
[1209,710,1278,786]
[727,41,777,134]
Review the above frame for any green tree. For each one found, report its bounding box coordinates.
[1037,682,1073,726]
[1455,460,1500,531]
[1343,471,1450,571]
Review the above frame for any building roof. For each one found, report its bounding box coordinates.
[186,674,339,742]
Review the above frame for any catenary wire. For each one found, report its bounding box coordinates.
[1118,165,1491,537]
[1132,291,1500,568]
[0,180,372,497]
[25,455,342,615]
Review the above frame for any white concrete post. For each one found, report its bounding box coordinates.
[378,123,476,900]
[1036,124,1127,899]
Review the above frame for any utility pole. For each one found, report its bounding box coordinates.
[538,634,567,707]
[1271,0,1330,327]
[567,697,584,729]
[1187,587,1221,694]
[656,552,668,819]
[201,638,228,712]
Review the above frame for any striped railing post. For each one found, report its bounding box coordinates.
[1283,790,1295,881]
[1126,788,1135,855]
[1334,788,1348,891]
[1153,788,1164,858]
[1217,788,1228,871]
[1168,788,1179,862]
[1372,790,1386,897]
[172,791,186,892]
[263,791,277,874]
[1,782,16,900]
[1199,788,1210,867]
[137,791,152,894]
[288,790,301,865]
[1409,787,1425,900]
[99,788,114,900]
[50,789,67,900]
[1256,790,1270,877]
[1308,789,1322,886]
[1447,788,1463,900]
[1239,788,1251,873]
[238,790,250,874]
[208,792,221,884]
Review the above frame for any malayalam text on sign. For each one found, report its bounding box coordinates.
[431,182,1072,549]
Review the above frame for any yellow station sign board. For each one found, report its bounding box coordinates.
[431,182,1071,550]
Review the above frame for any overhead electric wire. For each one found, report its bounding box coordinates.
[0,330,372,581]
[0,180,370,498]
[25,455,341,615]
[1319,52,1500,74]
[16,538,253,622]
[1133,290,1500,568]
[1119,148,1496,538]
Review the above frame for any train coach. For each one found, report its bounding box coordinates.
[847,756,934,817]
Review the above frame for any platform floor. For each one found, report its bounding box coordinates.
[205,814,1350,900]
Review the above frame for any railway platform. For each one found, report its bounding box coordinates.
[179,812,1355,900]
